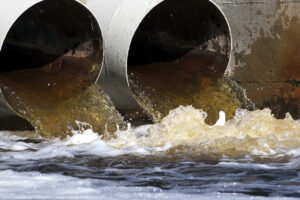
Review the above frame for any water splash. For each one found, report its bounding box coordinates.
[108,106,300,157]
[0,81,126,139]
[2,105,300,159]
[129,60,243,125]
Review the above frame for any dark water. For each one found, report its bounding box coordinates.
[7,154,300,197]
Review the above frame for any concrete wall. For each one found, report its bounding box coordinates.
[214,0,300,118]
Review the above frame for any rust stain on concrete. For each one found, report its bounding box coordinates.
[233,7,300,119]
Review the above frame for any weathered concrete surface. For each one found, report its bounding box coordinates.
[213,0,300,119]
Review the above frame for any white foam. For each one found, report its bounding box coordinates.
[217,161,277,170]
[0,131,39,152]
[214,111,226,126]
[0,128,170,163]
[64,129,100,145]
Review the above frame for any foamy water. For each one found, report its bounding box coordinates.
[2,106,300,199]
[108,106,300,157]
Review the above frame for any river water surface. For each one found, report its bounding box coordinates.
[1,106,300,199]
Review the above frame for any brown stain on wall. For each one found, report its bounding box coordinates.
[233,8,300,119]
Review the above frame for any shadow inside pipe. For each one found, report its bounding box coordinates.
[128,0,239,124]
[0,0,124,137]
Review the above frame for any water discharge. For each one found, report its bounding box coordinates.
[0,60,126,138]
[129,54,243,124]
[0,2,299,198]
[1,57,299,158]
[2,105,300,160]
[107,106,300,158]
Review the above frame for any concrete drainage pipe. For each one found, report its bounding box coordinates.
[0,0,103,130]
[87,0,231,122]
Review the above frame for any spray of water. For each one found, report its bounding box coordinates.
[107,106,300,157]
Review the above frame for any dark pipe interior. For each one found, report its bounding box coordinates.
[128,0,232,124]
[128,0,230,66]
[0,0,103,130]
[0,0,102,71]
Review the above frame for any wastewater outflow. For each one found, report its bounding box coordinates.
[1,0,300,199]
[0,0,299,155]
[127,0,236,124]
[0,0,126,138]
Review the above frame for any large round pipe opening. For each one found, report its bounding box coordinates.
[128,0,232,124]
[0,0,103,134]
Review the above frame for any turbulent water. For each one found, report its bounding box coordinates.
[0,53,126,138]
[128,54,248,125]
[2,106,300,199]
